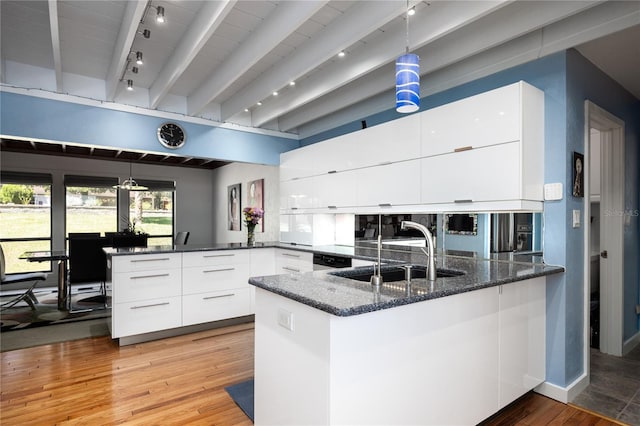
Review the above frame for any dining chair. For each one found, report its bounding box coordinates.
[175,231,190,245]
[68,236,109,311]
[0,244,47,311]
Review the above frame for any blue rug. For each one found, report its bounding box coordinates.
[225,378,254,422]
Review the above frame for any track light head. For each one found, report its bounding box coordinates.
[127,80,134,91]
[136,51,143,65]
[132,66,139,74]
[156,6,165,23]
[138,28,151,39]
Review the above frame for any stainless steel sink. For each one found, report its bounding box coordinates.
[329,264,465,282]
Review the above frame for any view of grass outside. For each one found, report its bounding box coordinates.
[1,206,51,274]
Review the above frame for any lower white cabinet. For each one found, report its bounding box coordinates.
[183,288,252,326]
[113,296,182,338]
[275,248,313,274]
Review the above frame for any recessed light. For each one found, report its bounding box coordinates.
[289,81,296,86]
[244,108,249,112]
[257,101,262,106]
[408,7,416,16]
[338,51,345,58]
[273,91,278,96]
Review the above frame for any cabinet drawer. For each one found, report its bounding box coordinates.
[182,265,250,294]
[113,269,181,303]
[112,253,181,273]
[275,249,313,274]
[356,160,421,206]
[182,250,250,268]
[183,288,252,326]
[112,296,182,338]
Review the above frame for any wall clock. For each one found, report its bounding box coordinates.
[157,122,186,149]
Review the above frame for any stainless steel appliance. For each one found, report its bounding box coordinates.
[312,253,352,270]
[490,213,533,253]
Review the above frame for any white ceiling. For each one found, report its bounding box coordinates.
[1,0,639,141]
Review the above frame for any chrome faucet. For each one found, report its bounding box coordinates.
[370,235,383,288]
[400,220,436,281]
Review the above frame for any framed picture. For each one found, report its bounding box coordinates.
[572,152,584,198]
[247,178,264,232]
[228,183,241,231]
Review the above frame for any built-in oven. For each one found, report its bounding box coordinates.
[312,253,352,270]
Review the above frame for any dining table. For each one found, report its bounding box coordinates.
[19,250,69,311]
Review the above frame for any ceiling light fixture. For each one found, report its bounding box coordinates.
[156,5,165,23]
[289,81,296,86]
[408,6,416,16]
[136,51,144,65]
[113,162,148,191]
[132,66,139,74]
[273,91,278,96]
[257,101,262,106]
[138,29,151,39]
[127,79,134,91]
[338,51,345,58]
[395,1,420,113]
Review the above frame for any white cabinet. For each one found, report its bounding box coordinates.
[356,160,421,207]
[275,248,313,274]
[110,253,182,339]
[250,248,276,277]
[498,276,546,408]
[280,143,323,181]
[280,178,314,211]
[313,170,357,209]
[182,250,252,326]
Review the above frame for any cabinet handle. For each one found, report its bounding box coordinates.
[204,253,234,258]
[130,257,171,263]
[282,266,300,273]
[378,203,392,207]
[291,207,299,210]
[130,273,170,280]
[203,267,235,273]
[454,146,473,152]
[327,170,337,174]
[454,199,473,203]
[328,205,337,209]
[203,293,235,300]
[131,302,170,309]
[378,161,392,166]
[282,253,300,258]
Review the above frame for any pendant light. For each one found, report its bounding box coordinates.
[395,2,420,113]
[113,162,148,191]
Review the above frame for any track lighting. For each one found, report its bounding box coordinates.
[156,5,165,23]
[132,66,139,74]
[127,80,134,91]
[136,51,143,65]
[408,6,416,16]
[138,29,151,39]
[338,51,345,58]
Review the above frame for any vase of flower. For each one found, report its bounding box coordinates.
[243,207,264,247]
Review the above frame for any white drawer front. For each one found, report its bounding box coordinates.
[112,296,182,338]
[112,253,181,273]
[114,269,181,303]
[182,265,250,294]
[182,250,250,268]
[276,249,313,263]
[183,288,252,326]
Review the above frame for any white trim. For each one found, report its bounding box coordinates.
[535,374,589,404]
[0,85,300,140]
[623,331,640,356]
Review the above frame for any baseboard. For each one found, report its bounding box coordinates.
[535,373,589,403]
[623,330,640,356]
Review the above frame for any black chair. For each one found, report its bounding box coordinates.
[0,244,47,311]
[175,231,189,245]
[111,233,148,248]
[68,236,109,311]
[68,232,101,239]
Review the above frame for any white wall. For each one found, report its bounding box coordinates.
[211,162,280,244]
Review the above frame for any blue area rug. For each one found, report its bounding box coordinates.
[225,378,254,422]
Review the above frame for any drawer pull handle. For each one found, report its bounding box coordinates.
[454,199,473,203]
[378,161,392,166]
[204,254,234,258]
[378,203,392,207]
[203,293,235,300]
[282,266,300,273]
[131,257,171,263]
[204,267,235,273]
[282,253,300,258]
[454,146,473,152]
[131,302,170,309]
[328,170,337,174]
[130,273,170,280]
[291,207,299,210]
[328,205,337,209]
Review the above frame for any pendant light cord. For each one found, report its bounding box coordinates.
[405,0,410,54]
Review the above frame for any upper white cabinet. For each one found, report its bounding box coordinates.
[279,80,544,213]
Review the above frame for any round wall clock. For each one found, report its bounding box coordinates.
[157,122,186,149]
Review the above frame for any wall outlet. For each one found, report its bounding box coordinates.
[278,308,294,331]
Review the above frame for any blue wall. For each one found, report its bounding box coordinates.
[0,92,300,165]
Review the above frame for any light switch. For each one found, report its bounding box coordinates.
[278,308,294,331]
[544,183,563,201]
[573,209,581,228]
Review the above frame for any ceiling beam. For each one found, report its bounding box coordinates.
[252,0,509,128]
[105,1,147,101]
[280,0,604,133]
[220,0,411,122]
[47,0,62,92]
[150,0,237,109]
[187,0,327,116]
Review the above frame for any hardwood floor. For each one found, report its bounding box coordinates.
[0,322,625,425]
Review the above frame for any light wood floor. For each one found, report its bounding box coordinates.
[0,322,624,425]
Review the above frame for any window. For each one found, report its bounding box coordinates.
[65,175,119,239]
[129,179,175,246]
[0,171,52,273]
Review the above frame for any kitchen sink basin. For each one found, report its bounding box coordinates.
[329,264,465,282]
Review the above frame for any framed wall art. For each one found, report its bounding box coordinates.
[228,183,241,231]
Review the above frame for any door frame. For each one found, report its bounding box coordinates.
[584,100,625,367]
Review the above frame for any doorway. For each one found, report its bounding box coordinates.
[584,101,625,360]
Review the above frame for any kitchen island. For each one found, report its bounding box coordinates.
[248,248,563,425]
